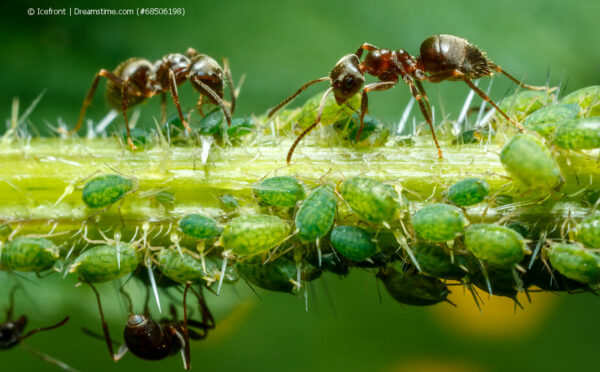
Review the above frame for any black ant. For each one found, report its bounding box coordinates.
[1,287,75,371]
[86,282,214,370]
[69,48,237,150]
[268,34,548,163]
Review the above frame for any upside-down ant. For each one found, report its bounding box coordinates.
[268,34,548,163]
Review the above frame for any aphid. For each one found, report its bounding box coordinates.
[469,264,523,300]
[157,248,207,284]
[523,103,579,137]
[446,178,490,206]
[70,48,236,150]
[497,90,553,122]
[561,85,600,117]
[70,244,140,282]
[179,214,222,240]
[330,226,377,262]
[82,174,137,209]
[500,133,563,190]
[552,118,600,150]
[340,177,400,225]
[253,176,305,208]
[377,268,450,306]
[1,288,73,370]
[306,250,350,276]
[411,242,468,280]
[219,194,240,211]
[576,215,600,248]
[464,224,528,268]
[412,204,467,242]
[547,243,600,285]
[235,255,297,293]
[1,237,59,272]
[268,34,546,162]
[221,214,290,257]
[523,258,588,292]
[87,283,214,370]
[295,185,337,242]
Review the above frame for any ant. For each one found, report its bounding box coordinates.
[86,282,214,370]
[70,48,237,150]
[1,287,75,371]
[268,34,548,163]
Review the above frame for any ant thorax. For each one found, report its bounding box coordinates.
[154,53,191,89]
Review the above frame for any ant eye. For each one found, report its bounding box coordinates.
[343,77,355,89]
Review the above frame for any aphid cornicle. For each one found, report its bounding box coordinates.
[70,48,237,150]
[268,34,547,163]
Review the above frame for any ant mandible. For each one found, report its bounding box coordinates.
[268,34,548,163]
[1,287,73,371]
[86,282,214,370]
[70,48,237,150]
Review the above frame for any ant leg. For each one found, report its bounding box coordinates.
[70,69,124,135]
[222,58,236,114]
[160,92,167,125]
[354,43,379,59]
[190,286,215,330]
[405,77,443,158]
[414,80,432,116]
[6,286,18,321]
[87,282,120,362]
[120,79,137,151]
[168,69,192,133]
[193,78,233,127]
[493,65,548,91]
[357,81,396,140]
[20,316,70,340]
[287,86,334,164]
[181,283,192,370]
[267,77,329,118]
[196,95,205,117]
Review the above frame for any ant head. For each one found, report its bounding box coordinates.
[124,314,171,360]
[188,54,225,101]
[154,53,191,89]
[0,317,26,350]
[330,54,364,105]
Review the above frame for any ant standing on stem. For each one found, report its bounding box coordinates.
[85,282,214,370]
[69,48,237,150]
[268,34,548,163]
[1,287,75,371]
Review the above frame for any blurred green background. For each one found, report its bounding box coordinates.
[1,0,600,371]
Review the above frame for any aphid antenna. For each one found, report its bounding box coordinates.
[240,275,262,300]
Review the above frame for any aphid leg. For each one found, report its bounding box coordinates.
[406,77,443,158]
[193,77,233,127]
[20,316,70,340]
[267,77,329,118]
[120,78,137,151]
[160,92,167,125]
[87,282,121,361]
[70,69,124,135]
[168,69,191,133]
[181,283,192,370]
[286,87,334,164]
[357,81,396,140]
[222,58,236,114]
[354,43,379,59]
[493,65,549,91]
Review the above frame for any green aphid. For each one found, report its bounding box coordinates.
[464,224,527,268]
[412,204,466,242]
[203,256,240,284]
[157,248,206,284]
[153,191,175,208]
[71,244,140,283]
[378,268,450,306]
[523,103,580,137]
[576,214,600,249]
[254,176,305,208]
[221,214,290,257]
[179,214,222,240]
[82,174,136,208]
[340,177,400,224]
[221,117,255,139]
[119,127,150,148]
[470,265,523,298]
[196,108,224,135]
[330,226,377,262]
[561,85,600,117]
[446,177,490,206]
[219,194,240,211]
[0,224,11,239]
[552,118,600,150]
[235,256,296,293]
[412,242,467,280]
[506,221,529,239]
[494,194,514,206]
[452,127,495,145]
[1,237,58,272]
[333,114,390,145]
[296,90,360,130]
[295,185,336,242]
[497,90,552,122]
[548,243,600,284]
[500,133,563,190]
